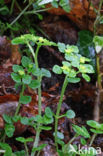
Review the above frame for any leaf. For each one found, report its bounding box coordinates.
[65,110,75,119]
[90,128,103,134]
[45,107,53,118]
[3,114,12,124]
[32,144,47,152]
[11,73,21,83]
[77,30,96,68]
[53,131,64,140]
[22,75,32,84]
[67,77,80,83]
[82,73,90,82]
[20,117,29,125]
[19,95,31,104]
[87,120,101,129]
[14,150,25,156]
[29,80,40,89]
[40,126,52,130]
[41,68,51,78]
[43,115,54,124]
[0,143,12,156]
[5,124,15,137]
[80,138,87,145]
[58,42,66,53]
[53,65,62,74]
[12,65,23,73]
[72,125,90,138]
[21,56,31,68]
[16,137,33,143]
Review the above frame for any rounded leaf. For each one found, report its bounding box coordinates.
[11,73,21,83]
[19,95,31,104]
[22,75,32,84]
[53,65,62,74]
[29,80,40,89]
[65,110,75,119]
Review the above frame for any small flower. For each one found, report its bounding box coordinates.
[18,70,25,76]
[80,57,85,63]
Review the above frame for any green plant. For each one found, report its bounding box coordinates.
[11,34,56,156]
[53,42,94,150]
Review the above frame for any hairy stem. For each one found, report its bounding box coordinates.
[24,143,29,156]
[55,75,68,150]
[27,43,42,156]
[15,84,25,116]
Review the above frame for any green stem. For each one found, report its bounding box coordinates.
[24,143,29,156]
[55,75,68,150]
[10,0,16,15]
[10,2,32,26]
[15,84,25,116]
[96,55,102,89]
[27,43,42,156]
[24,7,53,15]
[35,45,41,68]
[89,133,97,147]
[31,128,41,156]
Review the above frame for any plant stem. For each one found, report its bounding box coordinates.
[10,0,16,15]
[89,133,97,147]
[27,43,42,156]
[96,55,102,89]
[24,7,53,15]
[35,45,41,68]
[10,2,32,26]
[55,75,68,150]
[24,143,29,156]
[15,84,25,116]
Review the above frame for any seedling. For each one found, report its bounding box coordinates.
[53,42,94,150]
[16,137,33,156]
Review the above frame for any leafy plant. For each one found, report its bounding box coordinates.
[53,42,94,150]
[11,34,56,156]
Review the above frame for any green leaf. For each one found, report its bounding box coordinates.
[40,126,52,130]
[11,73,21,83]
[52,1,58,8]
[5,124,15,137]
[32,144,47,152]
[21,56,31,68]
[22,75,32,84]
[0,143,12,156]
[45,107,53,118]
[41,68,51,78]
[58,42,66,53]
[77,30,96,68]
[12,65,23,73]
[54,131,64,140]
[14,150,25,156]
[90,128,103,134]
[43,115,54,124]
[80,138,87,145]
[20,117,29,125]
[82,73,90,82]
[72,125,90,138]
[79,64,94,74]
[65,110,75,119]
[67,77,80,83]
[29,80,40,89]
[87,120,101,129]
[12,115,21,122]
[19,95,31,104]
[3,114,12,124]
[53,65,62,74]
[16,137,33,143]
